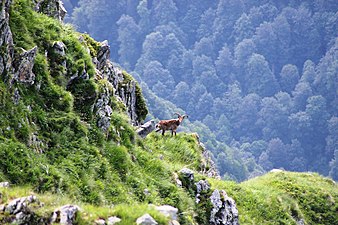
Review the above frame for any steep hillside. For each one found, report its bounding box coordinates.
[0,1,337,225]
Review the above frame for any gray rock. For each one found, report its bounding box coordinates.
[95,218,106,225]
[0,0,14,80]
[4,195,37,215]
[33,0,67,21]
[136,213,158,225]
[96,40,110,70]
[13,88,20,104]
[13,46,37,85]
[179,168,194,188]
[51,204,80,225]
[210,190,239,225]
[95,85,113,132]
[0,181,10,188]
[0,195,43,224]
[155,205,178,221]
[50,41,67,68]
[107,216,121,224]
[136,120,155,138]
[195,180,211,203]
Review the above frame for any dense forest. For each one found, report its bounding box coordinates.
[64,0,338,181]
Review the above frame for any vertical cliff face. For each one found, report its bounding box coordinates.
[92,39,147,127]
[0,0,14,81]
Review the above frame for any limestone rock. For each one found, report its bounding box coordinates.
[155,205,178,221]
[50,41,67,68]
[136,120,155,138]
[136,213,158,225]
[0,181,10,188]
[96,40,110,70]
[107,216,121,224]
[95,85,113,132]
[33,0,67,22]
[95,218,106,225]
[51,204,80,225]
[92,40,145,127]
[210,190,239,225]
[195,180,211,203]
[178,168,194,188]
[13,88,20,104]
[0,0,14,79]
[13,46,37,85]
[0,195,44,224]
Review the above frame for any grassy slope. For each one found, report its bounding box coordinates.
[211,171,338,225]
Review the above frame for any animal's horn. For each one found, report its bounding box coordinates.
[174,112,181,117]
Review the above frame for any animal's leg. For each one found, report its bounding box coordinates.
[162,130,165,136]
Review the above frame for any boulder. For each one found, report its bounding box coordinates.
[178,168,194,188]
[13,46,37,85]
[0,182,10,188]
[95,218,106,225]
[107,216,121,224]
[136,120,155,138]
[136,213,158,225]
[195,180,211,203]
[155,205,178,221]
[209,190,239,225]
[50,204,81,225]
[0,195,45,224]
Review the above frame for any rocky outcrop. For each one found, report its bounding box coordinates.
[155,205,179,225]
[33,0,67,22]
[0,181,10,188]
[210,190,239,225]
[178,168,195,189]
[50,204,81,225]
[177,166,239,225]
[95,84,113,132]
[136,120,155,138]
[93,40,146,127]
[0,0,14,80]
[136,213,158,225]
[13,46,37,85]
[0,195,48,224]
[107,216,122,224]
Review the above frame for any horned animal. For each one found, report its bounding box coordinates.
[155,113,188,136]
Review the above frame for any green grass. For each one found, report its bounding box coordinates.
[210,171,338,225]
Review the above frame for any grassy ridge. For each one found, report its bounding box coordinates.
[210,171,338,225]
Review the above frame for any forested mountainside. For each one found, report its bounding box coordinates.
[66,0,338,182]
[0,0,338,224]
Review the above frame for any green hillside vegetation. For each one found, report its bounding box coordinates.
[211,171,338,224]
[1,0,337,224]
